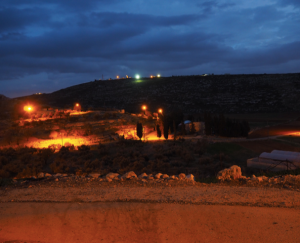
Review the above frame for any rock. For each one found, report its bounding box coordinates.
[217,165,242,180]
[55,173,62,177]
[37,172,45,178]
[89,173,101,178]
[155,173,163,179]
[257,177,263,182]
[106,178,112,182]
[62,173,68,177]
[162,174,169,179]
[106,173,119,179]
[45,173,52,177]
[186,174,195,181]
[31,176,37,179]
[138,173,148,179]
[121,171,137,179]
[168,175,176,180]
[55,178,59,182]
[178,173,186,180]
[148,176,154,180]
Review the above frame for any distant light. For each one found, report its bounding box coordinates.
[157,74,161,78]
[150,75,153,78]
[135,74,140,79]
[116,76,119,79]
[76,103,79,107]
[126,75,128,78]
[142,105,147,110]
[158,109,163,113]
[24,106,32,112]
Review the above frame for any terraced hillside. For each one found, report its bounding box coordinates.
[15,73,300,114]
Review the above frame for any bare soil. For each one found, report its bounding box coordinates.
[1,202,300,243]
[1,179,300,243]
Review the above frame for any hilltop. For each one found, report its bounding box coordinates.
[14,73,300,114]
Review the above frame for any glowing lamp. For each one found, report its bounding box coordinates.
[142,105,147,111]
[76,103,79,107]
[24,106,33,112]
[158,109,163,113]
[135,74,140,79]
[157,74,161,78]
[116,76,119,79]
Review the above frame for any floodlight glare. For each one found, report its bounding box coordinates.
[135,74,140,79]
[157,74,161,78]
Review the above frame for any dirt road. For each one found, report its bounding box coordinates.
[1,202,300,243]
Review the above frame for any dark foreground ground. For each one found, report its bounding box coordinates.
[1,202,300,243]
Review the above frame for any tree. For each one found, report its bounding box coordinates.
[190,121,196,134]
[136,122,143,140]
[163,122,169,140]
[181,119,186,135]
[173,120,177,141]
[156,124,161,139]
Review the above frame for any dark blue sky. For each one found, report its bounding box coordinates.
[1,0,300,97]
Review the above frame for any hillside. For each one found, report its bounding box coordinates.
[15,73,300,114]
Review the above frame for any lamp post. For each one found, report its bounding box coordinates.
[142,105,147,115]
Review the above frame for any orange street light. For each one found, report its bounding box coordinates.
[24,106,33,112]
[142,105,147,111]
[116,76,119,79]
[76,103,79,107]
[158,108,163,114]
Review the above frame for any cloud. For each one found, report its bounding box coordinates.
[0,0,299,97]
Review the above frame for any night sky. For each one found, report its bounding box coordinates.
[1,0,299,98]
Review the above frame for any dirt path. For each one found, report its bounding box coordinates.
[1,202,300,243]
[1,183,300,208]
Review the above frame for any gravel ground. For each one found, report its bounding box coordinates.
[1,177,300,208]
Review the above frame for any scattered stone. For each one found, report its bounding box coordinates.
[62,174,68,177]
[155,173,163,179]
[55,178,59,182]
[168,175,176,180]
[121,171,137,179]
[37,172,45,178]
[55,173,62,178]
[217,165,242,180]
[106,173,119,179]
[106,178,112,182]
[178,173,186,180]
[186,174,195,181]
[89,173,101,178]
[162,174,169,179]
[138,173,148,179]
[45,173,52,178]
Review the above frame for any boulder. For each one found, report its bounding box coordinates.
[155,173,163,179]
[186,174,195,181]
[89,173,101,178]
[162,174,169,179]
[106,173,119,179]
[178,173,186,180]
[37,172,45,178]
[168,175,176,180]
[121,171,137,179]
[217,165,242,180]
[55,173,62,177]
[45,173,52,177]
[138,173,148,179]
